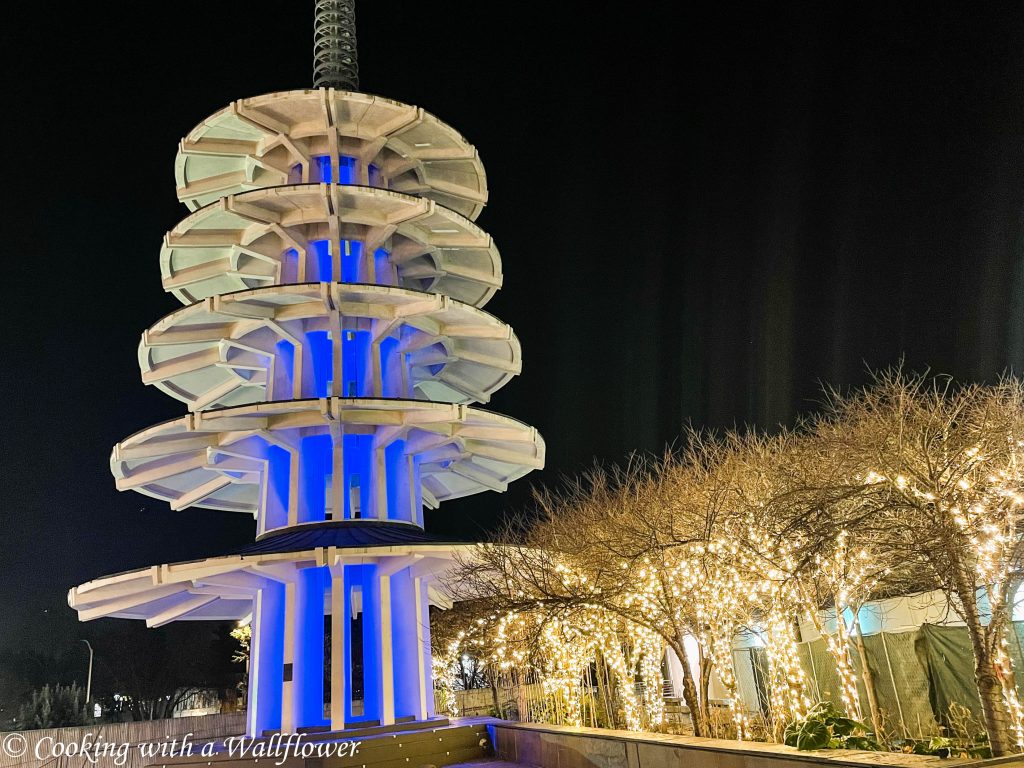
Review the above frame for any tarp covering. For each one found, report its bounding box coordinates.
[917,624,983,728]
[735,622,1024,737]
[863,631,938,736]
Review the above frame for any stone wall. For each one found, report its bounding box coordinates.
[486,721,976,768]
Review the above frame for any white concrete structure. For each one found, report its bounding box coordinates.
[69,44,543,736]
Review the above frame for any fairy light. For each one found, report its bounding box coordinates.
[436,381,1024,754]
[995,641,1024,748]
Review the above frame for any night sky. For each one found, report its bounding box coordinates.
[2,3,1023,650]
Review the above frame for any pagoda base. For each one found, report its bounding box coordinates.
[270,713,446,737]
[147,718,493,768]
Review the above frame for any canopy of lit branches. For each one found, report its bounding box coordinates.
[437,371,1024,755]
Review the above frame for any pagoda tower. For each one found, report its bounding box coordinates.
[68,0,544,736]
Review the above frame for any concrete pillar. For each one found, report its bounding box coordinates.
[416,576,434,719]
[247,581,285,736]
[330,566,347,731]
[379,568,395,725]
[390,567,422,719]
[281,582,297,733]
[410,455,423,527]
[261,445,291,535]
[298,434,331,523]
[292,567,327,728]
[330,427,345,520]
[372,441,387,520]
[360,564,395,725]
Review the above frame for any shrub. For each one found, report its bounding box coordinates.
[17,683,89,730]
[783,702,881,751]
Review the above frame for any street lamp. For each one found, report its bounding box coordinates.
[80,640,93,708]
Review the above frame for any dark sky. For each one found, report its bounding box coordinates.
[1,2,1023,649]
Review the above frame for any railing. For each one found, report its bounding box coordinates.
[0,713,245,768]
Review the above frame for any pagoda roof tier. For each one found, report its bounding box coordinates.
[161,184,501,307]
[139,282,521,409]
[175,89,487,219]
[111,398,544,514]
[240,519,466,552]
[68,521,470,625]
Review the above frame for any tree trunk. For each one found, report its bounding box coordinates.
[490,675,502,717]
[699,646,714,735]
[594,653,613,728]
[978,663,1013,757]
[852,625,884,739]
[671,635,706,737]
[953,571,1013,756]
[514,669,529,722]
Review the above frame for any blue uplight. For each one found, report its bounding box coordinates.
[341,240,362,283]
[344,434,372,519]
[306,330,333,397]
[299,435,331,523]
[338,156,356,185]
[312,155,357,185]
[312,239,332,281]
[341,330,370,397]
[385,438,405,520]
[295,567,328,726]
[374,247,391,284]
[379,336,400,397]
[315,155,333,183]
[265,445,291,531]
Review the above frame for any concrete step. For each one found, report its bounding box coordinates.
[145,721,490,768]
[321,723,490,768]
[265,716,451,742]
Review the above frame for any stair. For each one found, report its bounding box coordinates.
[145,719,492,768]
[266,715,441,740]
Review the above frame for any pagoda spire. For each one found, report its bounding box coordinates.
[314,0,359,90]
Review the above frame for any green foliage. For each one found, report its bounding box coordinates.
[783,702,882,751]
[896,733,991,760]
[17,683,89,730]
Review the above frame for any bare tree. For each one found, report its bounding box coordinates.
[819,371,1024,755]
[444,370,1024,754]
[449,455,719,734]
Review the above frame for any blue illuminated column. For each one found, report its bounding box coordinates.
[329,565,349,729]
[247,582,285,736]
[289,567,328,729]
[390,567,425,719]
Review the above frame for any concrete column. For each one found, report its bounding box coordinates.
[292,567,327,728]
[331,314,344,398]
[330,426,345,520]
[330,566,347,730]
[269,338,295,400]
[389,567,422,720]
[246,581,285,736]
[417,577,434,720]
[286,449,301,527]
[379,568,395,725]
[298,435,331,523]
[416,576,434,719]
[372,442,387,520]
[410,455,423,527]
[382,440,412,523]
[281,581,297,733]
[261,445,290,535]
[360,564,395,725]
